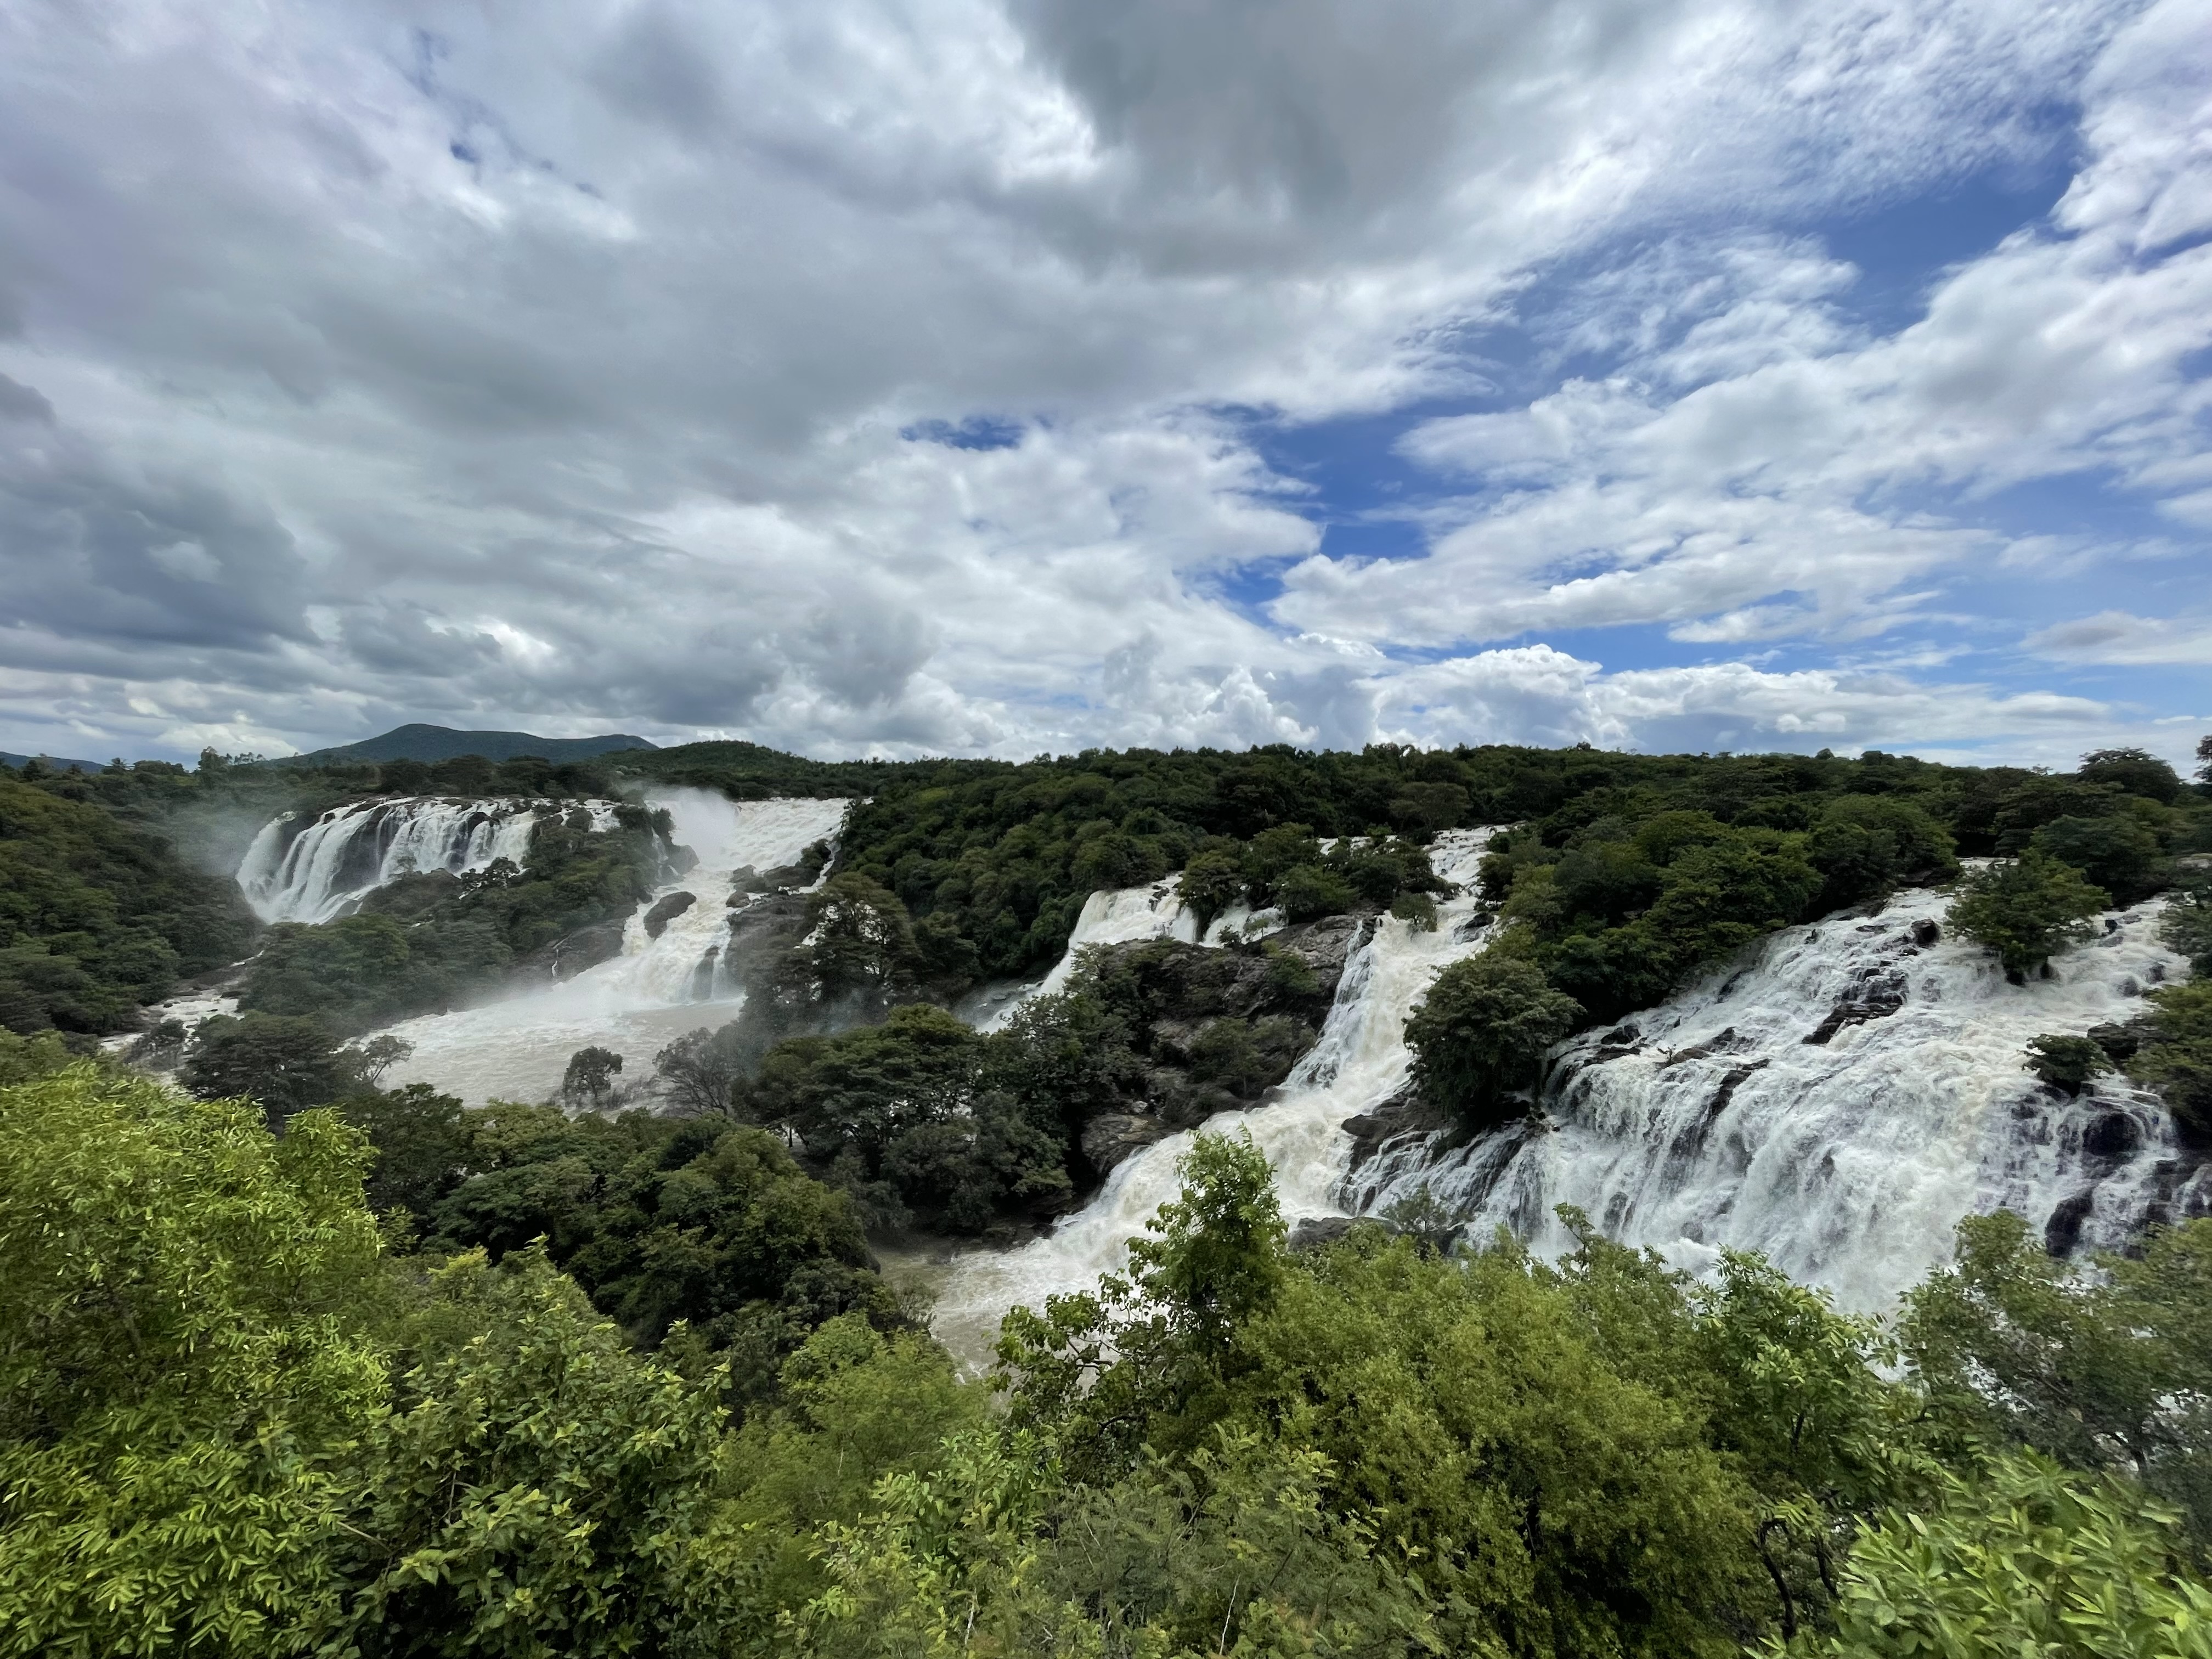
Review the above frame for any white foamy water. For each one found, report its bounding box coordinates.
[1352,888,2198,1313]
[378,792,851,1104]
[238,797,623,923]
[975,881,1283,1032]
[932,842,2204,1366]
[930,828,1499,1361]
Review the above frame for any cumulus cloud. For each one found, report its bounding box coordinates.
[0,0,2200,768]
[1277,0,2212,658]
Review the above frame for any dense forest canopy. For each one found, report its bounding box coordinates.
[1,731,2210,1653]
[4,1042,2211,1657]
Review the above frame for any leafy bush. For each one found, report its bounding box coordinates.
[1795,1452,2212,1659]
[2076,746,2186,804]
[0,1067,385,1654]
[2165,873,2212,976]
[1809,794,1959,910]
[1949,850,2111,977]
[1404,954,1583,1130]
[1902,1210,2212,1550]
[2129,980,2212,1144]
[2025,1034,2115,1093]
[180,1012,364,1121]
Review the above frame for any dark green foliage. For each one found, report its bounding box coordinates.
[2025,1034,2115,1093]
[1498,815,1825,1024]
[2165,872,2212,976]
[562,1044,624,1109]
[336,1084,469,1223]
[238,913,513,1032]
[2078,747,2186,804]
[1808,794,1959,911]
[182,1012,358,1121]
[1273,860,1355,921]
[1949,849,2111,977]
[2129,980,2212,1144]
[414,1103,896,1378]
[1902,1210,2212,1555]
[0,772,255,1033]
[2032,810,2170,905]
[1404,953,1583,1129]
[1172,844,1245,938]
[746,1005,1075,1233]
[653,1025,748,1116]
[800,873,919,996]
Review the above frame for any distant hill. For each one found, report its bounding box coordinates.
[277,724,658,766]
[2,750,110,775]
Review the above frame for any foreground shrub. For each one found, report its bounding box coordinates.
[0,1066,385,1657]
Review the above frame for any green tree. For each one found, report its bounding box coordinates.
[2078,747,2186,804]
[0,1066,385,1657]
[1274,860,1357,922]
[1901,1212,2212,1550]
[336,1083,470,1224]
[1405,953,1583,1130]
[1948,849,2109,977]
[1173,845,1245,939]
[1808,795,1959,911]
[802,873,917,995]
[2034,812,2170,906]
[182,1012,356,1120]
[2163,873,2212,977]
[562,1043,624,1109]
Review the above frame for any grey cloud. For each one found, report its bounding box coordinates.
[0,374,53,423]
[0,0,2185,770]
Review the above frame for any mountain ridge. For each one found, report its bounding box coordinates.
[273,723,658,766]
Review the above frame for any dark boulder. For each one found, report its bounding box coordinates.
[1081,1112,1174,1173]
[1802,966,1909,1045]
[642,891,698,939]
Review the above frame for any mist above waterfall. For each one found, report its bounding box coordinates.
[377,791,850,1104]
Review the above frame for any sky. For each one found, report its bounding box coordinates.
[1,0,2207,769]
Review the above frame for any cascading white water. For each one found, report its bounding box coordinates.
[973,879,1282,1031]
[930,838,2204,1366]
[379,792,851,1104]
[929,828,1500,1361]
[1349,887,2200,1312]
[236,797,623,923]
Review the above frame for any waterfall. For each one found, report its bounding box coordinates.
[377,791,852,1105]
[1348,885,2201,1312]
[929,836,2204,1365]
[929,828,1500,1359]
[975,879,1282,1032]
[236,796,622,924]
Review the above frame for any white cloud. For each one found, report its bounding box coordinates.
[0,0,2197,770]
[1277,0,2212,652]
